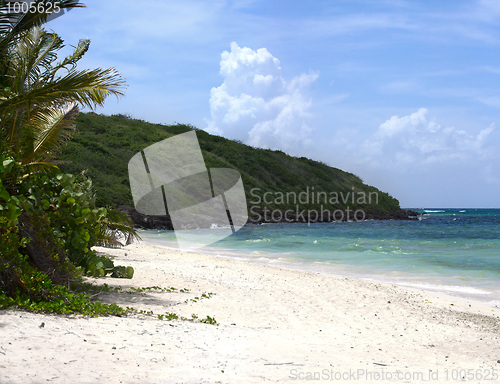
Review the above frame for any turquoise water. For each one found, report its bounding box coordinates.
[139,209,500,305]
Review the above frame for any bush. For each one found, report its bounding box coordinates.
[0,152,134,315]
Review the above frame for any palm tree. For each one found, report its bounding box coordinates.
[0,3,125,170]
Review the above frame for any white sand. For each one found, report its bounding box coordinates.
[1,243,499,383]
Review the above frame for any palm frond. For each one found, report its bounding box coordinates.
[30,30,64,83]
[46,37,90,78]
[97,207,142,248]
[26,102,78,163]
[20,160,59,178]
[9,27,63,93]
[1,28,68,145]
[0,1,84,57]
[1,66,126,112]
[1,1,85,36]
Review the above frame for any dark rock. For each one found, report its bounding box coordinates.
[120,204,422,230]
[364,208,421,221]
[117,205,174,230]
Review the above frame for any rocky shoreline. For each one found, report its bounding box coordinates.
[118,205,421,230]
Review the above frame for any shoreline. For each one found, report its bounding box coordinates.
[135,241,500,317]
[139,236,500,308]
[1,242,500,383]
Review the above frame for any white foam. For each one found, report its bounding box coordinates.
[400,282,491,295]
[245,238,271,243]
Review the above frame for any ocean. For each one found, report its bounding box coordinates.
[139,208,500,306]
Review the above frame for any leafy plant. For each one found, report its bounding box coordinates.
[128,286,189,293]
[110,265,134,279]
[199,315,218,325]
[158,312,179,321]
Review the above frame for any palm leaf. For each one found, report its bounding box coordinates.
[97,207,142,247]
[19,160,59,179]
[0,1,84,62]
[46,38,90,78]
[8,27,64,94]
[0,1,85,36]
[1,66,126,112]
[26,102,78,163]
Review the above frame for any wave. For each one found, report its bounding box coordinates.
[424,210,446,213]
[245,238,271,243]
[399,282,491,295]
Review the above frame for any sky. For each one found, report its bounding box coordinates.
[47,0,500,208]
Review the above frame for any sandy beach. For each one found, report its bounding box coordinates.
[1,242,499,383]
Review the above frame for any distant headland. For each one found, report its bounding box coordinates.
[59,113,420,229]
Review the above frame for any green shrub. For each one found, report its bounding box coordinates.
[0,153,134,315]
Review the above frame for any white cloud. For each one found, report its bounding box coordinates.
[206,42,318,151]
[365,108,495,166]
[317,108,499,207]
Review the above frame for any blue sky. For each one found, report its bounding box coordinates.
[48,0,500,208]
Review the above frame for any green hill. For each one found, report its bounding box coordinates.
[58,113,407,224]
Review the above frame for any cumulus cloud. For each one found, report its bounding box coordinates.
[365,108,495,166]
[319,108,499,206]
[206,42,318,151]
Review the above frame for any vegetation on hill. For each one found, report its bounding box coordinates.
[59,112,402,223]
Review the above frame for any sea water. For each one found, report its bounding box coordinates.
[139,209,500,306]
